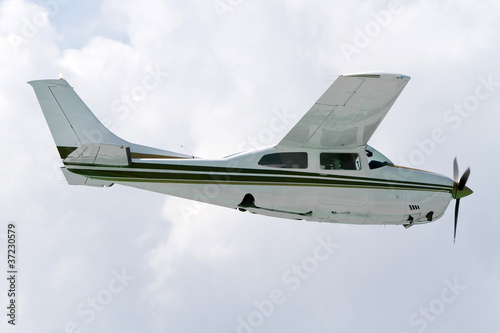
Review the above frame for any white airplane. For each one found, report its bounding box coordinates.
[29,73,472,241]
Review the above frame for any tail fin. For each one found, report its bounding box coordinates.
[28,78,190,159]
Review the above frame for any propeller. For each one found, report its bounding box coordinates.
[452,158,473,243]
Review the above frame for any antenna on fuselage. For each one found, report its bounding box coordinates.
[177,145,194,159]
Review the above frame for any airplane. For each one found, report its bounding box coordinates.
[28,73,472,242]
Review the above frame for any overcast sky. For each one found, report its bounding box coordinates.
[1,0,499,332]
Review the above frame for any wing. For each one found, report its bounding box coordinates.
[277,73,410,149]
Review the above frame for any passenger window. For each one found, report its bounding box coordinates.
[320,153,360,170]
[258,152,308,169]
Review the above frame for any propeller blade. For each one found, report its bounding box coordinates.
[453,158,459,183]
[458,168,471,191]
[454,198,460,244]
[452,159,472,243]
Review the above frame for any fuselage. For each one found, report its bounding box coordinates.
[66,145,454,226]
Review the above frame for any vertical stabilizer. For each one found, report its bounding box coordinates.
[28,79,126,158]
[28,78,191,159]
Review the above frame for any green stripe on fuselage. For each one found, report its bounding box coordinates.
[67,163,453,193]
[129,162,451,189]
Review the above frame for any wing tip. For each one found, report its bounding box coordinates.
[27,78,70,87]
[342,72,410,80]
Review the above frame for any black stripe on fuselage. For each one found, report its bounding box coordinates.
[65,162,453,193]
[130,162,451,189]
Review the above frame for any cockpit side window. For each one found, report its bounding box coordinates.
[258,152,308,169]
[366,146,394,169]
[320,153,360,170]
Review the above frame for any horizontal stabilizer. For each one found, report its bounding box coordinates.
[61,167,114,187]
[64,143,131,167]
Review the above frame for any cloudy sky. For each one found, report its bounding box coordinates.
[1,0,499,332]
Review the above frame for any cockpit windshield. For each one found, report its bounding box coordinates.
[365,145,394,169]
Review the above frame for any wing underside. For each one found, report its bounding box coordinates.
[277,73,410,149]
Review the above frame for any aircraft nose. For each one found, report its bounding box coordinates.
[454,184,473,199]
[461,185,473,198]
